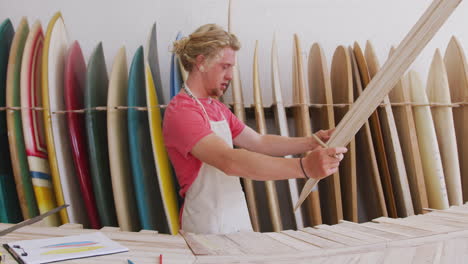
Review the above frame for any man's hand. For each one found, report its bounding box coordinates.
[311,129,335,150]
[302,146,347,180]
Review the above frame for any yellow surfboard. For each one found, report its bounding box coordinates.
[145,63,180,235]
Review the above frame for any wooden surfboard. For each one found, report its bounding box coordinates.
[6,17,39,220]
[128,46,167,231]
[427,48,462,206]
[85,43,117,227]
[253,41,282,231]
[348,46,387,221]
[364,41,414,217]
[292,34,321,226]
[229,23,260,233]
[330,45,357,222]
[145,26,180,234]
[107,46,140,232]
[271,36,304,229]
[0,18,23,223]
[444,36,468,202]
[352,42,397,218]
[42,12,84,224]
[64,41,100,229]
[21,21,60,226]
[388,47,428,215]
[170,32,183,99]
[308,43,343,225]
[408,70,449,210]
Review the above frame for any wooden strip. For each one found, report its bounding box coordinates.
[100,226,121,232]
[301,227,364,246]
[349,46,389,221]
[361,221,428,237]
[428,49,463,206]
[264,232,320,251]
[198,234,245,255]
[330,45,357,222]
[293,34,322,225]
[308,43,343,225]
[444,36,468,203]
[225,231,297,255]
[408,71,450,210]
[314,224,385,244]
[282,229,344,249]
[365,41,414,217]
[271,35,304,229]
[388,47,428,215]
[296,0,462,208]
[373,216,452,233]
[337,221,404,240]
[413,214,468,229]
[253,40,283,232]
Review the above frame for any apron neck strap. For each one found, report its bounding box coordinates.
[182,83,210,120]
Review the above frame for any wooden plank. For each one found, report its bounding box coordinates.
[361,221,429,237]
[296,0,462,208]
[353,42,397,219]
[225,231,297,255]
[337,221,404,240]
[428,49,463,206]
[292,34,322,226]
[308,42,343,225]
[444,36,468,203]
[408,71,450,210]
[349,46,388,222]
[271,35,304,229]
[365,41,414,217]
[253,40,283,232]
[330,45,357,222]
[388,47,428,215]
[282,229,344,249]
[264,232,320,251]
[314,224,385,244]
[373,216,453,233]
[301,227,364,246]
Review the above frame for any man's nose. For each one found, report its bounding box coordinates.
[225,69,233,80]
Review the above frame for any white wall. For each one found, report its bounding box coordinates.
[1,0,467,106]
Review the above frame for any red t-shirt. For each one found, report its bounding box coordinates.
[163,93,245,198]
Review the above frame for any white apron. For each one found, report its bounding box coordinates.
[181,86,252,234]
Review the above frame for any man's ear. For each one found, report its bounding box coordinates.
[195,54,206,71]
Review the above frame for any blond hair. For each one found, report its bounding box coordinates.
[172,24,240,72]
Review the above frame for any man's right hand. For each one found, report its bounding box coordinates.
[302,146,348,180]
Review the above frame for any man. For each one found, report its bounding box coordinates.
[163,24,347,234]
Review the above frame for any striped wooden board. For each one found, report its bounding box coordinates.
[353,42,397,218]
[444,36,468,203]
[3,205,468,263]
[427,49,462,206]
[292,34,321,226]
[364,41,414,217]
[330,45,357,222]
[308,43,343,225]
[348,46,387,221]
[388,47,428,215]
